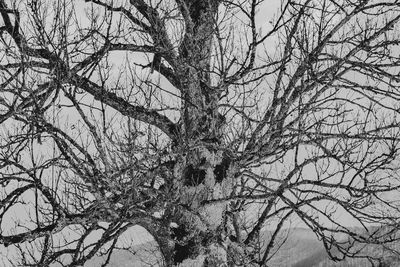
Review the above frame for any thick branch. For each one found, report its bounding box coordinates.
[68,74,179,140]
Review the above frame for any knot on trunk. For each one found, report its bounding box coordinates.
[171,222,215,265]
[183,163,206,186]
[214,156,231,183]
[171,224,196,264]
[181,148,231,187]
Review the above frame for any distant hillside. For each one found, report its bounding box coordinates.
[47,241,162,267]
[63,227,400,267]
[84,241,162,267]
[288,228,400,267]
[306,243,400,267]
[263,228,327,267]
[82,228,322,266]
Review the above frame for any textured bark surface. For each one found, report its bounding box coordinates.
[169,2,234,264]
[169,146,233,264]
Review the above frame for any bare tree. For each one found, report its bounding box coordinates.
[2,0,400,266]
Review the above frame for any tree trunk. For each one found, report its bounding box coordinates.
[170,146,235,266]
[166,1,236,266]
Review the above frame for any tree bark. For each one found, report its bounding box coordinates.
[166,1,235,265]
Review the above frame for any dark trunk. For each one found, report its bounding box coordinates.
[164,1,237,265]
